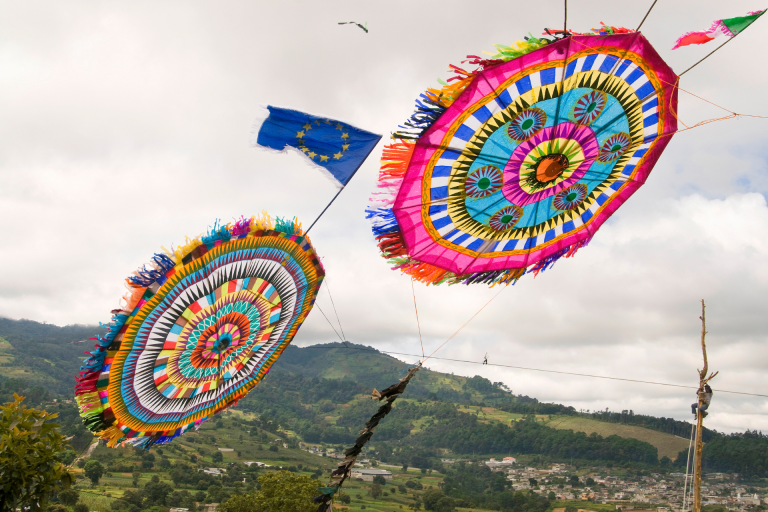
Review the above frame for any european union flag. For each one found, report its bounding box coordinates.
[252,106,381,188]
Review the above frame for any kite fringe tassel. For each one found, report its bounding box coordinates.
[529,237,591,276]
[97,426,129,448]
[162,212,305,266]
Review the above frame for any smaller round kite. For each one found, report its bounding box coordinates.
[75,215,325,448]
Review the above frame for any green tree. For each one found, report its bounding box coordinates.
[435,496,456,512]
[370,483,383,498]
[73,504,89,512]
[83,460,104,485]
[220,471,316,512]
[586,477,595,486]
[58,450,77,466]
[373,475,386,485]
[58,489,80,506]
[219,494,253,512]
[212,451,224,463]
[338,493,351,504]
[422,489,445,511]
[0,394,73,512]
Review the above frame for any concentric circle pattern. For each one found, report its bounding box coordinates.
[507,108,547,141]
[572,90,607,125]
[598,133,632,162]
[76,223,325,448]
[465,165,503,198]
[553,184,589,211]
[489,205,524,231]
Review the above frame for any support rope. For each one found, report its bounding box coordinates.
[682,423,695,511]
[324,277,348,348]
[636,0,658,31]
[422,285,507,364]
[303,344,768,398]
[411,278,425,359]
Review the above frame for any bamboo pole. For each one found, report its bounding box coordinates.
[693,300,718,512]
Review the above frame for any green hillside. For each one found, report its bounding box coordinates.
[2,316,765,478]
[543,416,690,460]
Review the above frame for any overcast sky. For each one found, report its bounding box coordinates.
[1,1,767,434]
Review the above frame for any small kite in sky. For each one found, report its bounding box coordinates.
[338,21,368,33]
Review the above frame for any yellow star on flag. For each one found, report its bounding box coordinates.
[333,152,343,160]
[303,123,312,130]
[341,132,349,140]
[307,151,317,159]
[336,123,343,130]
[300,147,309,153]
[296,130,305,138]
[342,143,350,151]
[324,119,331,124]
[319,155,329,162]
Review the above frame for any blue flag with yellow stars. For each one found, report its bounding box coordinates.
[252,106,381,188]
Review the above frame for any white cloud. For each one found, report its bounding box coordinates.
[0,0,767,434]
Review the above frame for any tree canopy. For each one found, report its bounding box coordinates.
[0,394,73,512]
[220,470,317,512]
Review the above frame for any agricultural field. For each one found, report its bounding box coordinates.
[543,416,690,460]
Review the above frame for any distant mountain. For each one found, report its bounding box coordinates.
[0,317,97,395]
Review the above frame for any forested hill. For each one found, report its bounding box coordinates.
[0,316,718,438]
[2,317,767,477]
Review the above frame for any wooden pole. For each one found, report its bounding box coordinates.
[693,300,718,512]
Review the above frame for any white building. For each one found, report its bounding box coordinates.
[486,457,517,469]
[350,468,393,482]
[737,494,761,506]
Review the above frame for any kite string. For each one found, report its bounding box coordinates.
[422,284,508,364]
[324,276,348,347]
[562,35,768,140]
[411,278,425,359]
[315,303,345,344]
[303,344,768,398]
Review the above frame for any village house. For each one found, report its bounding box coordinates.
[350,468,393,482]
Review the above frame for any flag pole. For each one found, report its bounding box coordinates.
[305,188,344,235]
[303,133,382,236]
[678,34,740,77]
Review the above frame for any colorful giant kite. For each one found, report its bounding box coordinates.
[75,215,325,448]
[367,27,678,286]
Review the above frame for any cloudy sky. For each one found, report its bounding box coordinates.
[1,1,767,434]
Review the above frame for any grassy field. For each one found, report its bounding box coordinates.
[544,416,689,460]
